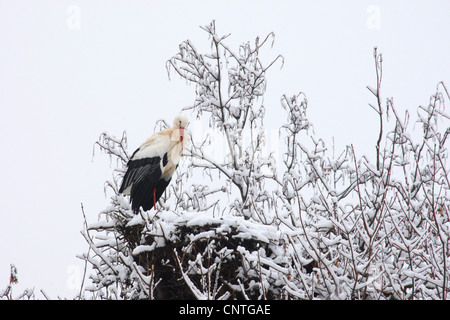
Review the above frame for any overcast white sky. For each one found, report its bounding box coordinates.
[1,0,449,299]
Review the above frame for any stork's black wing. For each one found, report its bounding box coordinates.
[119,152,159,192]
[119,149,167,213]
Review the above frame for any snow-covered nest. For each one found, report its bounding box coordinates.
[105,210,287,300]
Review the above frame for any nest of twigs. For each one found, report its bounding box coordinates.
[118,212,281,300]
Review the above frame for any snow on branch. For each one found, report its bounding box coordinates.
[79,21,450,300]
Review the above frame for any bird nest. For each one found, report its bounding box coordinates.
[115,211,284,300]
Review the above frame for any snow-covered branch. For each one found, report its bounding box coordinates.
[79,22,450,300]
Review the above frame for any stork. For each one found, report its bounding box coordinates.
[119,114,189,213]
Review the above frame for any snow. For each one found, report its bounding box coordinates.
[72,18,450,301]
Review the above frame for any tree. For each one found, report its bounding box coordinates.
[79,21,450,300]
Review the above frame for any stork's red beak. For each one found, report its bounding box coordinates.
[179,127,184,142]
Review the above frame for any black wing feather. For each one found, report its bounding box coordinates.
[119,151,160,194]
[129,167,161,213]
[119,149,172,213]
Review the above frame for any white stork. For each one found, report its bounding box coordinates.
[119,114,189,213]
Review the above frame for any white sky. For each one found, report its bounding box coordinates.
[0,0,449,299]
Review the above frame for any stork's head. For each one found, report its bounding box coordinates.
[173,113,189,142]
